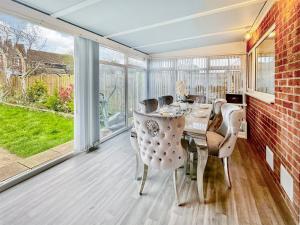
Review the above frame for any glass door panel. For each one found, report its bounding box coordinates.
[99,64,126,139]
[128,68,147,125]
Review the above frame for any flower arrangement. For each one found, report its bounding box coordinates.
[176,80,188,98]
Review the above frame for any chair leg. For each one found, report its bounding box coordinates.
[185,152,190,175]
[139,164,148,195]
[173,169,182,206]
[222,157,231,188]
[135,152,141,180]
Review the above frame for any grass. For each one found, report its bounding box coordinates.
[0,103,74,158]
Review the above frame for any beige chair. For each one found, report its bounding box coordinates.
[208,98,227,132]
[130,98,159,179]
[133,110,186,205]
[158,95,174,107]
[206,103,243,188]
[139,98,158,113]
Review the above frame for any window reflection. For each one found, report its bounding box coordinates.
[255,30,275,94]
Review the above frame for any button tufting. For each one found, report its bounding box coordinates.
[173,151,175,154]
[178,156,181,159]
[157,142,160,145]
[168,143,171,146]
[159,158,162,161]
[169,159,172,162]
[163,152,167,155]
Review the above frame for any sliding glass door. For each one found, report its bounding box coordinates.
[127,68,147,124]
[99,64,126,139]
[99,47,147,141]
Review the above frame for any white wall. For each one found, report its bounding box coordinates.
[150,41,246,58]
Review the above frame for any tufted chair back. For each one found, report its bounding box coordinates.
[158,95,174,107]
[209,99,227,131]
[133,111,186,170]
[213,99,227,115]
[216,103,244,158]
[139,98,158,113]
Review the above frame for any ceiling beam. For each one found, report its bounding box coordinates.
[106,0,266,38]
[0,0,148,58]
[51,0,104,18]
[134,26,250,49]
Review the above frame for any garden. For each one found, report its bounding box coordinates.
[0,79,74,158]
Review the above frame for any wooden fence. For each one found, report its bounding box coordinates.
[0,72,74,96]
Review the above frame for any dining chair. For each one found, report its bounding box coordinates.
[139,98,158,113]
[208,98,227,132]
[158,95,174,107]
[206,103,243,188]
[133,110,186,206]
[186,94,206,104]
[130,98,159,180]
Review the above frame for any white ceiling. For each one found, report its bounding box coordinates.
[15,0,267,54]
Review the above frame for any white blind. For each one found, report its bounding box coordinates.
[149,55,243,103]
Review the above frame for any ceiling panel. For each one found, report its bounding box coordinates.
[112,4,262,48]
[15,0,265,54]
[139,31,245,54]
[17,0,84,14]
[60,0,245,35]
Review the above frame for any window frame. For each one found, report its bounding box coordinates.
[247,24,275,102]
[99,46,147,142]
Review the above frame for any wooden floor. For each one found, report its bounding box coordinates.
[0,132,295,225]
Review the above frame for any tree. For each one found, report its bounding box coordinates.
[0,21,46,98]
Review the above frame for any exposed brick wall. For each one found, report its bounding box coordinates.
[246,0,300,223]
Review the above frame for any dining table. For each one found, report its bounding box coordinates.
[157,102,213,203]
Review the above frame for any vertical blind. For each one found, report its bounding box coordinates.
[149,55,243,103]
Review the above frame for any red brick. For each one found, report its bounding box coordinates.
[246,0,300,222]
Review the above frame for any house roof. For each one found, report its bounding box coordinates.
[27,49,68,65]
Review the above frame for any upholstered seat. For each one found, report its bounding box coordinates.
[158,95,174,107]
[131,98,159,179]
[206,103,243,188]
[139,98,158,113]
[133,110,186,205]
[206,131,224,156]
[208,98,227,132]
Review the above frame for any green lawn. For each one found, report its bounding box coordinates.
[0,103,74,158]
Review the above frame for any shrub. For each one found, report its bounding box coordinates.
[44,90,63,112]
[27,80,48,103]
[44,85,74,113]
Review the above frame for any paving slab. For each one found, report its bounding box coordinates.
[52,141,73,155]
[0,162,29,182]
[0,148,21,167]
[18,150,61,169]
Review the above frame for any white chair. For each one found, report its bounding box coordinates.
[206,103,243,188]
[130,98,159,180]
[158,95,173,107]
[133,111,186,205]
[208,98,227,132]
[139,98,158,113]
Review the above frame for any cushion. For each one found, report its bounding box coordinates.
[206,131,224,156]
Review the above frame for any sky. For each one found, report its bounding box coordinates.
[0,12,74,55]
